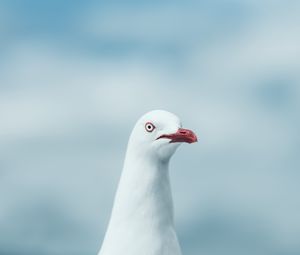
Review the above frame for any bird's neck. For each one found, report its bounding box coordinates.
[108,151,174,230]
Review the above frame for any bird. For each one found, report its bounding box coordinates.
[98,110,197,255]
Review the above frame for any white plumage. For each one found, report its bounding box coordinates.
[98,110,197,255]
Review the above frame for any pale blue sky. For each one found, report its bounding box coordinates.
[0,1,300,255]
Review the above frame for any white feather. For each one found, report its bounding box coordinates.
[98,110,194,255]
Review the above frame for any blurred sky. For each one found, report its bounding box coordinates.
[0,1,300,255]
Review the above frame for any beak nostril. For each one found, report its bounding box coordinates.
[179,129,188,134]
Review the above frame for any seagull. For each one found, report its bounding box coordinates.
[98,110,197,255]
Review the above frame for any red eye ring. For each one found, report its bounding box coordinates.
[145,122,155,132]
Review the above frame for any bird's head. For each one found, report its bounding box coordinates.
[127,110,197,162]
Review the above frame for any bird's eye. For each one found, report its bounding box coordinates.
[145,122,155,132]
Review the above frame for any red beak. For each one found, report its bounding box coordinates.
[156,128,198,144]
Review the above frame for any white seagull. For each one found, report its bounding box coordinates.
[98,110,197,255]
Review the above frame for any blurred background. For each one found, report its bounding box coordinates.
[0,0,300,255]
